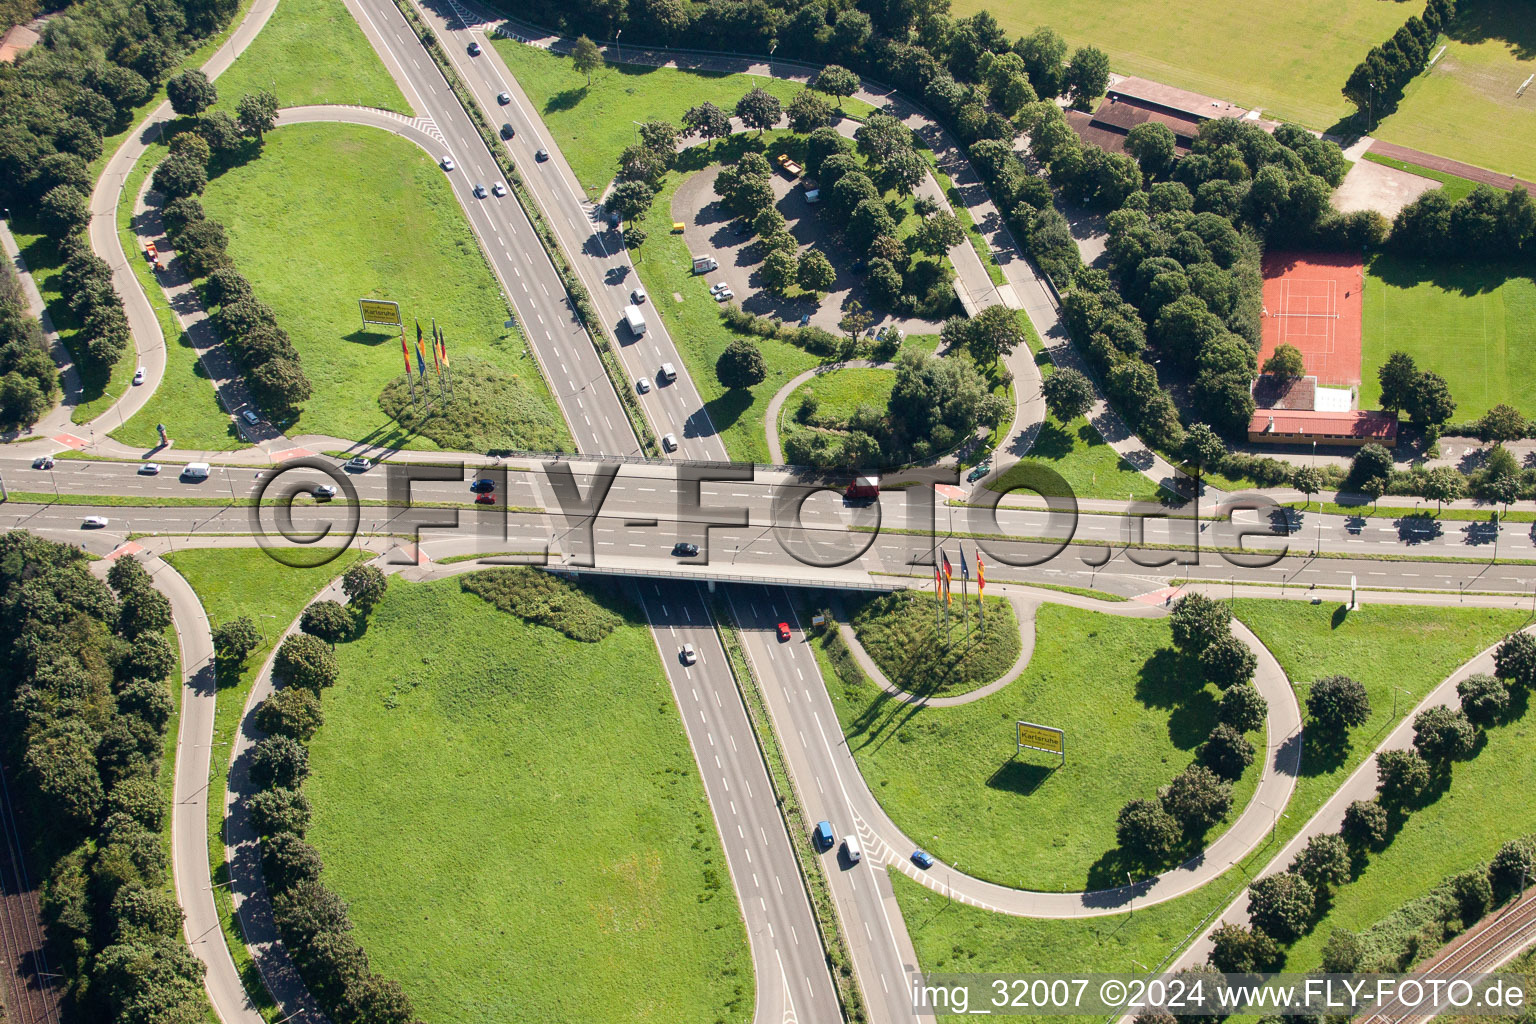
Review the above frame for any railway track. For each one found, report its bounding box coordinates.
[1359,888,1536,1024]
[0,760,62,1024]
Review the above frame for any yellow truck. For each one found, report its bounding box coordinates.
[777,153,802,178]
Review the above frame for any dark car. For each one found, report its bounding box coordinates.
[470,478,496,493]
[467,41,481,55]
[912,849,934,869]
[535,148,549,162]
[501,123,515,139]
[673,542,699,557]
[497,91,511,105]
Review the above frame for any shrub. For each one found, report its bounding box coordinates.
[1160,764,1233,834]
[256,688,323,741]
[1341,799,1389,850]
[249,735,308,790]
[248,787,311,837]
[1198,723,1254,780]
[1488,839,1534,902]
[459,568,620,642]
[1247,871,1316,942]
[1116,797,1179,862]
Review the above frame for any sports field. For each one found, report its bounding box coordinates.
[948,0,1409,128]
[1360,254,1536,420]
[1260,251,1365,388]
[1374,0,1536,184]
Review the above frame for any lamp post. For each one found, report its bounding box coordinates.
[614,28,621,61]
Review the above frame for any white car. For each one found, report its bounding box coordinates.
[441,156,455,171]
[82,516,109,528]
[630,286,647,304]
[714,288,734,302]
[491,182,507,197]
[345,456,372,472]
[132,366,146,385]
[661,433,678,452]
[313,484,338,499]
[635,377,651,393]
[679,643,697,665]
[473,183,488,198]
[139,462,160,474]
[709,282,729,295]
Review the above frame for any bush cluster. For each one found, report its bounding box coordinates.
[459,567,621,641]
[0,254,59,428]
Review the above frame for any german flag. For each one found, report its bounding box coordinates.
[976,552,986,593]
[437,324,449,368]
[403,327,415,375]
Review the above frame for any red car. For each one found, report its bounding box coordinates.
[474,493,497,504]
[776,622,791,642]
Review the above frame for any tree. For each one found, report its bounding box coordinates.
[682,102,732,147]
[1457,673,1509,728]
[1375,747,1431,804]
[571,35,603,85]
[1307,674,1371,735]
[854,113,911,166]
[838,300,872,343]
[153,152,207,201]
[1200,632,1257,690]
[198,110,245,155]
[1170,592,1230,657]
[1246,872,1316,942]
[1489,839,1535,901]
[125,633,176,683]
[1064,46,1110,110]
[249,735,309,790]
[1479,403,1527,444]
[735,87,782,134]
[760,248,798,295]
[813,65,859,109]
[1180,423,1227,486]
[716,338,767,390]
[250,357,311,418]
[1292,466,1323,512]
[848,197,897,252]
[1495,631,1536,688]
[248,787,311,837]
[1199,723,1255,780]
[300,600,353,647]
[965,304,1025,366]
[1220,684,1268,734]
[1116,798,1179,862]
[1262,343,1306,379]
[256,687,324,741]
[1017,25,1068,98]
[236,90,279,142]
[1377,351,1418,413]
[912,211,965,256]
[797,250,836,294]
[1208,923,1279,973]
[111,882,183,940]
[341,564,388,615]
[166,70,217,116]
[1160,764,1233,834]
[262,831,324,892]
[1292,833,1351,893]
[1126,122,1177,179]
[1412,704,1476,763]
[606,179,656,224]
[864,257,903,309]
[1340,798,1389,850]
[274,633,338,693]
[1405,370,1456,428]
[38,185,91,235]
[637,120,678,156]
[1422,465,1465,513]
[108,554,153,595]
[168,131,212,170]
[624,225,647,255]
[787,90,834,133]
[1041,367,1094,423]
[119,586,172,638]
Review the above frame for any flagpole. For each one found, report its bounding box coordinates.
[402,324,417,409]
[962,544,970,640]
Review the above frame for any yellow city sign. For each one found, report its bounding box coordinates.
[1017,721,1065,762]
[359,298,402,326]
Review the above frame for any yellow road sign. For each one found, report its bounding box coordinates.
[1017,721,1065,761]
[359,298,402,326]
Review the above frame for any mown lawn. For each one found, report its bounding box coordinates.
[819,602,1260,891]
[493,40,874,193]
[166,545,367,1022]
[199,123,569,448]
[211,0,409,114]
[891,600,1527,1024]
[1373,0,1536,183]
[112,139,247,451]
[849,590,1020,698]
[948,0,1410,129]
[304,575,752,1024]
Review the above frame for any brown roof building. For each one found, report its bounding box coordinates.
[1248,410,1398,448]
[0,24,40,63]
[1067,75,1281,157]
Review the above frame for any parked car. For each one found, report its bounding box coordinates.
[132,365,146,385]
[470,478,496,493]
[714,287,734,302]
[497,90,511,104]
[139,462,160,475]
[912,849,934,869]
[661,433,678,452]
[467,41,481,55]
[630,286,647,304]
[709,281,729,295]
[535,148,549,162]
[635,376,651,394]
[500,123,516,139]
[776,622,791,642]
[441,155,455,171]
[82,516,109,528]
[345,456,372,472]
[473,183,487,198]
[813,821,834,850]
[241,409,260,425]
[313,484,337,499]
[679,643,697,665]
[491,182,506,197]
[673,542,698,557]
[967,462,991,482]
[32,455,53,469]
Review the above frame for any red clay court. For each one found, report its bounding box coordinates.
[1258,251,1365,388]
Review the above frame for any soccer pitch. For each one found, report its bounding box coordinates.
[1360,254,1536,421]
[949,0,1410,127]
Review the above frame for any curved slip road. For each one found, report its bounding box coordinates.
[762,360,894,466]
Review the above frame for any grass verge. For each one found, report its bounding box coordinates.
[848,591,1021,698]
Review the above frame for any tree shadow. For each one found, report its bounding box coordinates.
[543,86,587,115]
[1446,0,1536,59]
[1368,252,1530,298]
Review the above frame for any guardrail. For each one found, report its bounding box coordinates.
[546,563,907,591]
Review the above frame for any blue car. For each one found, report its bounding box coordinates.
[911,849,934,869]
[813,821,834,851]
[470,478,496,493]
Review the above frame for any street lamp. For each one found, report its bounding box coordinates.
[614,28,621,61]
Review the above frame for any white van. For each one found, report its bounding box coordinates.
[658,362,676,382]
[624,303,647,337]
[843,835,862,864]
[181,462,210,480]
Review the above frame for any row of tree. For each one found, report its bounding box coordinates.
[1391,182,1536,261]
[1208,627,1536,972]
[0,535,205,1024]
[1342,0,1459,127]
[0,250,58,428]
[238,563,418,1024]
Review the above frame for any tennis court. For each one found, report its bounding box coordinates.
[1258,251,1365,388]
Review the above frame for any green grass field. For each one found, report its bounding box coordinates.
[198,123,568,448]
[166,545,367,1021]
[890,600,1527,1024]
[849,591,1021,698]
[211,0,409,114]
[1361,253,1536,421]
[493,40,874,193]
[303,575,752,1024]
[1374,0,1536,183]
[819,602,1259,891]
[948,0,1408,128]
